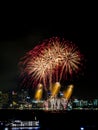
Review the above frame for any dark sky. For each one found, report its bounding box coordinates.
[0,5,97,99]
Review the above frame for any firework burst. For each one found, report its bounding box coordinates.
[19,37,83,90]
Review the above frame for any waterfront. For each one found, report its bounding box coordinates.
[0,109,98,129]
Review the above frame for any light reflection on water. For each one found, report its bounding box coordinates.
[0,109,98,129]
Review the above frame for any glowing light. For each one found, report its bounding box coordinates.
[63,84,74,99]
[80,127,84,130]
[34,83,43,100]
[51,82,61,97]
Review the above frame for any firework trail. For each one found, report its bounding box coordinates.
[19,37,83,90]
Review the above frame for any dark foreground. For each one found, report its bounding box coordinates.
[0,109,98,129]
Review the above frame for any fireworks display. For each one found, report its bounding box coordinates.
[19,37,83,90]
[63,84,74,99]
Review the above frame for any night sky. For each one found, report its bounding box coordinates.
[0,5,97,99]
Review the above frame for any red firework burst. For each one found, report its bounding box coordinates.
[19,37,83,90]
